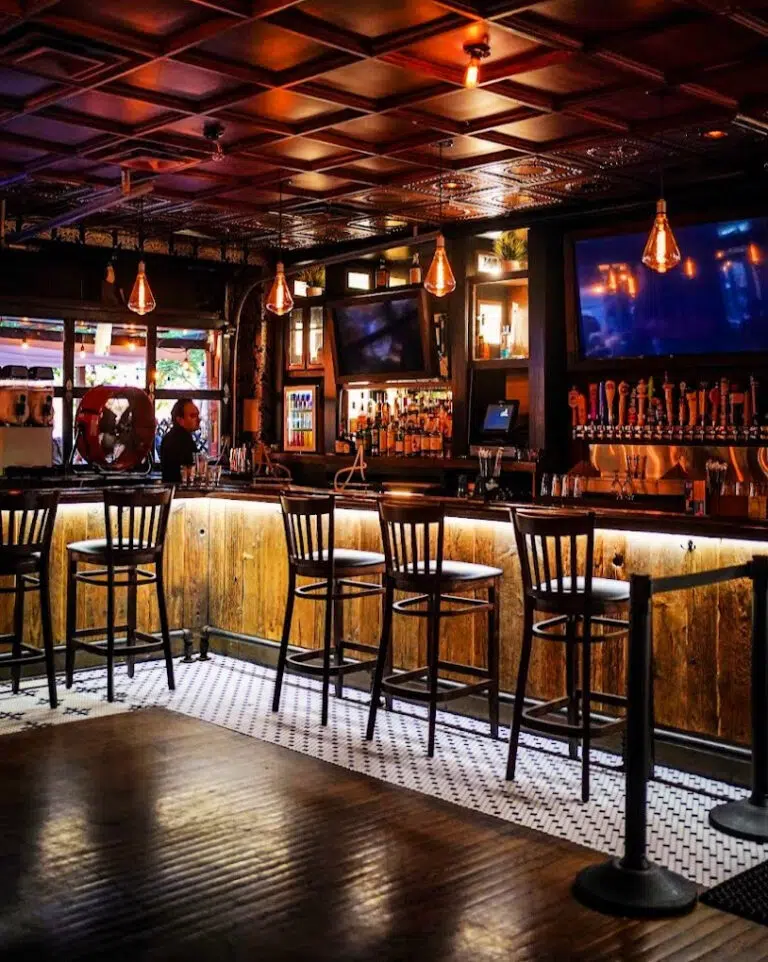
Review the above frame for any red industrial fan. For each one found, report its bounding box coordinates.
[74,386,155,472]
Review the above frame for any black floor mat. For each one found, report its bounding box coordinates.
[700,860,768,927]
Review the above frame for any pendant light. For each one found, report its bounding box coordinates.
[462,36,490,89]
[424,141,456,298]
[266,181,294,316]
[642,169,681,275]
[128,198,156,315]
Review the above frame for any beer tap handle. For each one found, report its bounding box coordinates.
[720,377,729,428]
[751,375,759,426]
[588,383,598,422]
[708,387,720,427]
[686,390,698,427]
[618,381,629,427]
[568,387,580,427]
[637,378,648,426]
[678,381,687,427]
[662,374,674,426]
[698,383,708,426]
[605,380,616,426]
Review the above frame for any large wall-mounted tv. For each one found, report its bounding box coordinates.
[328,289,435,383]
[573,215,768,360]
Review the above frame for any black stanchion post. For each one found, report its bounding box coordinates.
[572,574,697,917]
[710,554,768,842]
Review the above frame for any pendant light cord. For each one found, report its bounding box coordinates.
[438,141,443,224]
[278,180,283,255]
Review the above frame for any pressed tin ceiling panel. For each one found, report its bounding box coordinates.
[0,0,763,251]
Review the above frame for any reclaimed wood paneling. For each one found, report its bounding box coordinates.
[3,496,757,744]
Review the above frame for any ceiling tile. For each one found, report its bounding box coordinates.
[317,60,434,99]
[197,21,329,72]
[300,0,449,39]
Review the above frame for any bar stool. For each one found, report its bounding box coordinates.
[272,494,387,726]
[507,508,629,802]
[0,491,59,708]
[367,500,502,757]
[65,487,175,702]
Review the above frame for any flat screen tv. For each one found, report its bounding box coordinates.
[573,215,768,359]
[328,289,435,382]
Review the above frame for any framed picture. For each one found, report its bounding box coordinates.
[477,251,502,275]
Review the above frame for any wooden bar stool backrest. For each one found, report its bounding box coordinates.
[378,499,445,591]
[280,494,334,576]
[103,487,174,557]
[0,490,59,562]
[511,508,595,613]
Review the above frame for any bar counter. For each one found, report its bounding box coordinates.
[2,480,763,746]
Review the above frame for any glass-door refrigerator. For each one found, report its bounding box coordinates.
[283,385,318,452]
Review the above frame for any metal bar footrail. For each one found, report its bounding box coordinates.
[572,574,698,918]
[710,555,768,843]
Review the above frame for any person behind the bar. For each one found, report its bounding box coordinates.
[160,398,200,483]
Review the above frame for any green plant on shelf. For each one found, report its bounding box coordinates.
[493,230,528,270]
[298,264,326,293]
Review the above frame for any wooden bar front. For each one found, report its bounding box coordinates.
[0,492,757,746]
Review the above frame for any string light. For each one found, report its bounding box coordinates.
[424,141,456,298]
[266,181,294,316]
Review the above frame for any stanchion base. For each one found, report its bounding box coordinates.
[573,858,698,918]
[710,799,768,843]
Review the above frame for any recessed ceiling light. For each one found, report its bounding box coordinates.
[702,128,728,140]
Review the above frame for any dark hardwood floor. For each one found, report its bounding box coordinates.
[0,709,765,962]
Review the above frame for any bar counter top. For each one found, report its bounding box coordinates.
[6,476,768,544]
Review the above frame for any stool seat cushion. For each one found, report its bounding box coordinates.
[541,576,630,603]
[415,559,503,581]
[0,552,41,576]
[312,548,385,568]
[67,539,157,560]
[67,539,108,557]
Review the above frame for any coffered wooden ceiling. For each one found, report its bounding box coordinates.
[0,0,766,251]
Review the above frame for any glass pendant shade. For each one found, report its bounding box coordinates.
[642,199,681,274]
[424,235,456,298]
[266,261,294,316]
[128,261,156,315]
[464,56,480,88]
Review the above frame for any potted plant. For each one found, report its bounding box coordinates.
[493,230,528,272]
[299,264,326,297]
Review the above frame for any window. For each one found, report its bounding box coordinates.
[287,309,304,369]
[308,307,323,366]
[346,270,371,291]
[75,321,147,388]
[476,300,504,359]
[156,327,220,392]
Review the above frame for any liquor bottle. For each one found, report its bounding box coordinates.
[387,420,397,456]
[430,426,442,458]
[444,410,453,459]
[382,396,391,424]
[379,418,388,457]
[375,258,389,289]
[409,252,422,285]
[395,423,405,457]
[349,401,357,434]
[420,425,431,457]
[370,421,379,456]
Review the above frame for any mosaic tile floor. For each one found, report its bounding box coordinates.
[2,655,766,888]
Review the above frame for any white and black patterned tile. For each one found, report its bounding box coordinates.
[1,656,765,888]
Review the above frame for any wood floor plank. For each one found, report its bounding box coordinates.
[0,709,764,962]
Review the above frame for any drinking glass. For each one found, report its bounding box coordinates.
[195,452,208,485]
